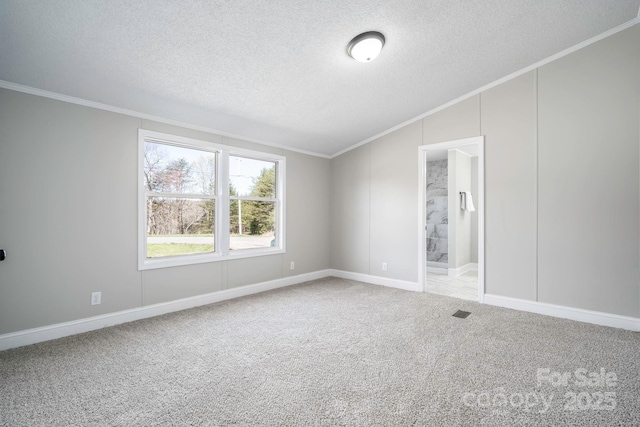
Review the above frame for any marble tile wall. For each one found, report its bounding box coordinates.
[426,159,448,263]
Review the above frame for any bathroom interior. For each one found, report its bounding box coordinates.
[425,147,479,300]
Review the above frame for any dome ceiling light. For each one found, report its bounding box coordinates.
[347,31,385,63]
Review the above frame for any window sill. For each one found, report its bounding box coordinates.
[138,247,285,271]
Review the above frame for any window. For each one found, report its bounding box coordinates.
[229,156,277,250]
[138,130,285,270]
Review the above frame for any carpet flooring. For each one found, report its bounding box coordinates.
[1,277,639,426]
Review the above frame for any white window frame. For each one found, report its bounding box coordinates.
[138,129,286,270]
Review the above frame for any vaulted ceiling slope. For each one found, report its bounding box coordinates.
[1,1,639,157]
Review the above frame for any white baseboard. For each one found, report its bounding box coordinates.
[4,269,638,351]
[0,270,332,351]
[427,261,448,268]
[329,269,421,292]
[448,263,478,277]
[483,294,640,332]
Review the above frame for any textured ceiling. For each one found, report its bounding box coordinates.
[1,1,639,157]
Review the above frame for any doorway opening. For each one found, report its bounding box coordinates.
[418,136,484,302]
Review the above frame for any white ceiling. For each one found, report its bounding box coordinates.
[1,1,639,157]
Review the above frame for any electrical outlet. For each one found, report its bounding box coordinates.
[382,262,388,271]
[91,292,101,305]
[290,261,295,270]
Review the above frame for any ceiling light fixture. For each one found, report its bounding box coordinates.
[347,31,385,63]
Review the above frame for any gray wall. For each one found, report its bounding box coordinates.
[331,24,640,317]
[331,121,421,282]
[369,122,421,282]
[482,72,537,300]
[0,89,331,334]
[537,26,640,316]
[330,144,371,274]
[470,157,478,263]
[449,150,472,269]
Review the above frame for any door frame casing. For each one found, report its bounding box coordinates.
[418,136,485,302]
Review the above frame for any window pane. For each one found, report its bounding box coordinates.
[146,197,215,257]
[229,200,275,250]
[229,156,276,197]
[144,141,216,195]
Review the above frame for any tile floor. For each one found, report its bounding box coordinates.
[424,270,478,301]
